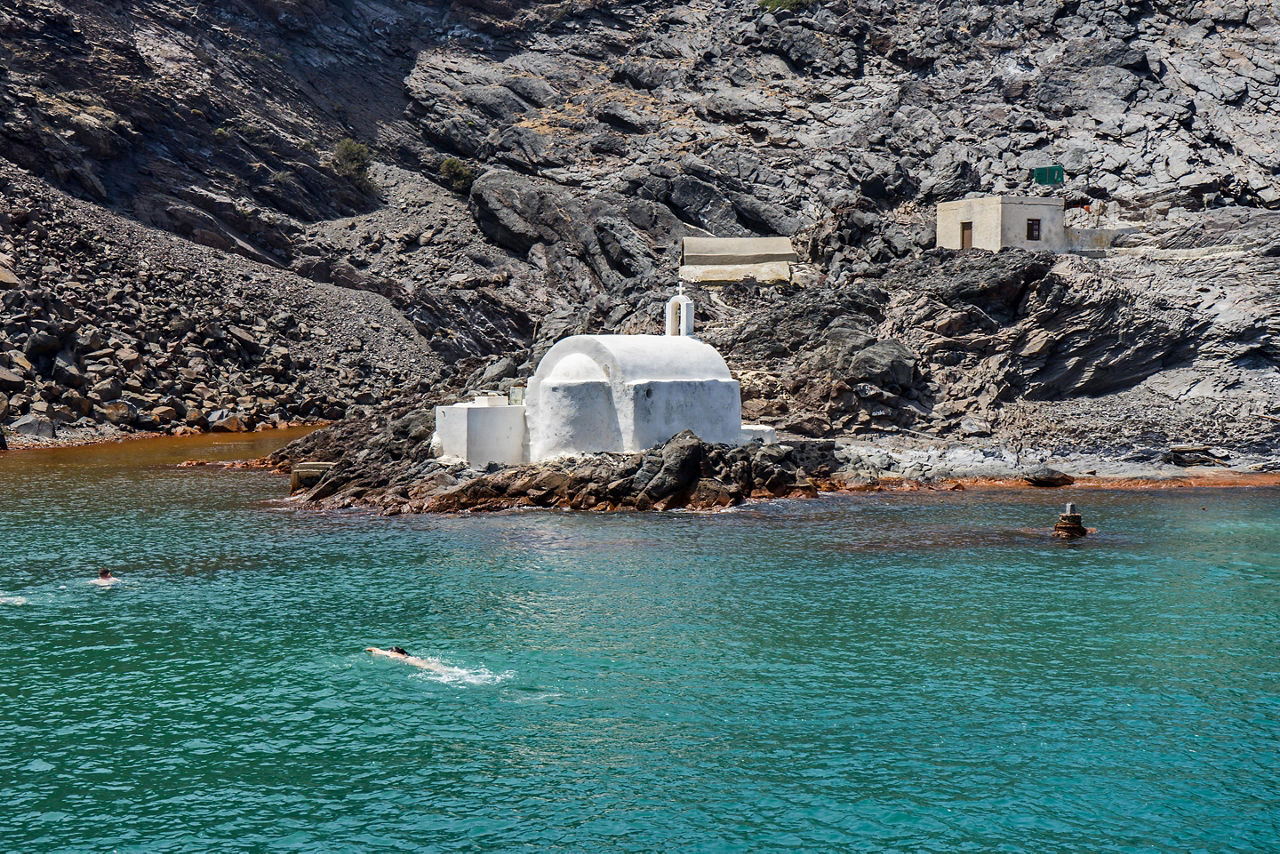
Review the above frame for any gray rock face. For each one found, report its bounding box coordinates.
[469,171,582,256]
[10,413,55,439]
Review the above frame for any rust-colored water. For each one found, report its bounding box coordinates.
[0,426,315,474]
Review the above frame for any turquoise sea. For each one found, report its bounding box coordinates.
[1,433,1277,852]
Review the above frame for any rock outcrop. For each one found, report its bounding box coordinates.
[273,420,841,513]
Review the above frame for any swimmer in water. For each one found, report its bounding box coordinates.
[365,646,450,674]
[91,569,120,586]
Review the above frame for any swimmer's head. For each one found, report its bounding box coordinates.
[391,646,408,656]
[98,569,112,579]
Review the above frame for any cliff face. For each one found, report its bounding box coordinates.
[0,0,1277,451]
[0,0,439,258]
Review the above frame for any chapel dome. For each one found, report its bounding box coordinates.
[536,335,733,386]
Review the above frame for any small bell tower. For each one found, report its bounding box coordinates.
[665,284,694,337]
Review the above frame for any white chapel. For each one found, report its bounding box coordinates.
[433,292,775,465]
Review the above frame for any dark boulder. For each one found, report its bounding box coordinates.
[845,340,917,388]
[468,170,582,255]
[1023,466,1074,487]
[639,430,706,502]
[99,400,138,426]
[0,368,24,393]
[23,330,61,356]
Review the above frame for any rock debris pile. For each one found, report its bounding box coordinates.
[0,162,438,442]
[275,422,845,513]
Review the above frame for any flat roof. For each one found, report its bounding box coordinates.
[937,195,1063,210]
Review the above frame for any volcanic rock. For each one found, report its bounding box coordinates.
[10,413,55,439]
[1023,467,1075,488]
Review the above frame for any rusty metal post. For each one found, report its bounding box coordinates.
[1049,504,1090,537]
[1053,502,1088,538]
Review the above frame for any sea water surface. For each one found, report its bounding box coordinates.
[1,433,1278,852]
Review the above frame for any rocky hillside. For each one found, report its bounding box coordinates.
[0,0,1277,452]
[0,160,436,439]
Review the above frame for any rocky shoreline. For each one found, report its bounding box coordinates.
[267,405,1280,516]
[7,408,1274,514]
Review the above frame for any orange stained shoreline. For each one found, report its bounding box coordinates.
[830,471,1280,493]
[1,424,1276,496]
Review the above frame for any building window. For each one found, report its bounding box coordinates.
[1026,219,1042,241]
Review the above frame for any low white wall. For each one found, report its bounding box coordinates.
[435,403,528,466]
[435,406,469,460]
[678,261,792,284]
[741,424,777,444]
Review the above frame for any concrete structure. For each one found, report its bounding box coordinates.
[678,236,797,284]
[1066,225,1139,255]
[434,393,527,466]
[936,196,1067,252]
[290,461,335,493]
[433,291,778,466]
[740,424,778,444]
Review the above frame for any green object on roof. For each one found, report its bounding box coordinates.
[1032,165,1065,185]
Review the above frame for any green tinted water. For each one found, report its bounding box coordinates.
[1,435,1278,851]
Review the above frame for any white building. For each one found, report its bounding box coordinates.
[936,196,1067,252]
[526,333,744,461]
[433,292,776,466]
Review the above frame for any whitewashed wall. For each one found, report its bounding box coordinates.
[436,403,527,465]
[527,335,743,461]
[936,196,1066,251]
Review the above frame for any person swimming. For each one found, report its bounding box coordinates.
[91,569,119,586]
[365,646,451,674]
